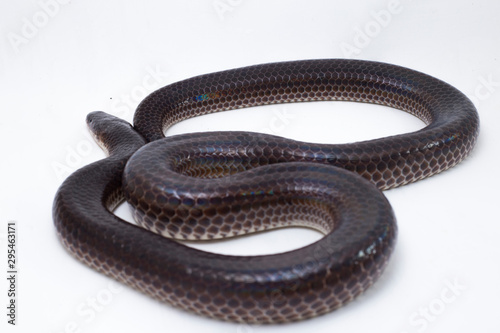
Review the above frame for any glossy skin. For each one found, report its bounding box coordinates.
[53,59,479,323]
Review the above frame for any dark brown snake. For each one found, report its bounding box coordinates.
[53,59,479,323]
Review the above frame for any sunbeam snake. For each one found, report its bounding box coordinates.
[53,59,479,323]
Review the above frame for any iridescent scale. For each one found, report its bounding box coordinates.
[53,59,479,323]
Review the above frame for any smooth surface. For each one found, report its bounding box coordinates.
[1,0,499,332]
[54,59,476,323]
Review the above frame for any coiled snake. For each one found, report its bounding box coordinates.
[53,59,479,323]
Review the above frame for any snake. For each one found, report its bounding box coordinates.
[53,59,479,323]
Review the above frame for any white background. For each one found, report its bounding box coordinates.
[1,0,499,332]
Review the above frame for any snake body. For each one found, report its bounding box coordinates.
[53,59,479,323]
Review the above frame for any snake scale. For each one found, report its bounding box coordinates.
[53,59,479,323]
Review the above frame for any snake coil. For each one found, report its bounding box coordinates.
[53,59,479,323]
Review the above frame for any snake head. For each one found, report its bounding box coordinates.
[86,111,144,156]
